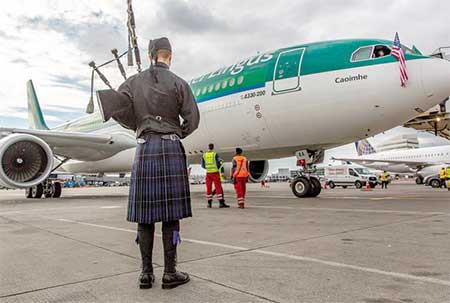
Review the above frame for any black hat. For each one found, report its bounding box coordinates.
[236,147,243,154]
[148,37,172,56]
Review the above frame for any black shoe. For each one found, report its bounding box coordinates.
[207,200,212,208]
[219,201,230,208]
[162,271,190,289]
[139,273,155,289]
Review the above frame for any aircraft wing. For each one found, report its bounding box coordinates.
[0,128,137,161]
[331,157,430,169]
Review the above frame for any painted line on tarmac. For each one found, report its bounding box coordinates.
[54,218,450,287]
[246,205,447,216]
[0,205,124,216]
[293,207,447,216]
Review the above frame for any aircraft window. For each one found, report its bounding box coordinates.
[208,85,213,93]
[372,45,391,58]
[229,78,235,87]
[237,75,244,85]
[401,45,413,54]
[202,87,207,94]
[195,89,201,96]
[351,46,373,61]
[215,83,220,91]
[221,80,227,89]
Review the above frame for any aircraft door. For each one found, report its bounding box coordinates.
[272,48,305,94]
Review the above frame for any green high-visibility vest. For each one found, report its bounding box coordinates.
[203,151,219,173]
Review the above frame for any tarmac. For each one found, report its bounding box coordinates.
[0,182,449,303]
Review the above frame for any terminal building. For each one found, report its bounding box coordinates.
[375,134,419,152]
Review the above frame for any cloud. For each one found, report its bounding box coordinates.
[20,13,127,61]
[155,0,229,34]
[49,74,90,91]
[0,29,18,40]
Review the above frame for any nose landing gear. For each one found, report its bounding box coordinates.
[291,175,321,197]
[290,149,324,198]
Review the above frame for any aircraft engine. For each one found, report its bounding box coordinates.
[0,134,54,188]
[222,160,269,183]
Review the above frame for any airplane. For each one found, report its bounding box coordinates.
[0,38,449,199]
[333,138,450,184]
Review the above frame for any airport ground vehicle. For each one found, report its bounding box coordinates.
[316,165,378,189]
[423,174,445,188]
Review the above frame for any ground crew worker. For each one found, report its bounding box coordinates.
[439,167,447,188]
[219,159,225,182]
[232,148,249,208]
[446,166,450,190]
[380,170,390,189]
[202,144,229,208]
[98,37,199,289]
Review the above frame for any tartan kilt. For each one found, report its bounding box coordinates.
[127,136,192,224]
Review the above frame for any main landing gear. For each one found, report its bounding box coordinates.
[290,149,324,198]
[26,180,62,199]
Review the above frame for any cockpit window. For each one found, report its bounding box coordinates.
[372,45,391,58]
[401,45,413,54]
[351,46,373,61]
[351,44,392,62]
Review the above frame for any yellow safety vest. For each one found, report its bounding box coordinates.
[380,173,389,182]
[440,169,446,179]
[219,161,225,182]
[203,152,219,173]
[446,167,450,179]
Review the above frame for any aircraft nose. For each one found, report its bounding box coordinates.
[421,58,450,106]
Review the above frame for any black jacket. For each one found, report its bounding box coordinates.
[99,63,200,139]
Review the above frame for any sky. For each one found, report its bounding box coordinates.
[0,0,448,174]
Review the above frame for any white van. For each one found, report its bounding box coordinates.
[316,165,377,189]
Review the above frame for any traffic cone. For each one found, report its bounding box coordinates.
[361,182,372,191]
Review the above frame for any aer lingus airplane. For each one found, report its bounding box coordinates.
[0,38,449,198]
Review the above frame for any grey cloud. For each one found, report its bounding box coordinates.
[49,74,90,92]
[153,0,229,34]
[0,29,18,40]
[10,58,30,66]
[21,14,127,61]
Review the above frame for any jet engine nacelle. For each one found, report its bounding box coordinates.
[0,134,54,188]
[417,164,445,178]
[222,160,269,182]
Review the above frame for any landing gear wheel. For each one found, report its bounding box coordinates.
[415,177,423,185]
[26,188,32,198]
[53,182,62,198]
[308,177,321,197]
[328,181,336,189]
[355,181,363,189]
[291,177,311,198]
[32,184,43,199]
[45,183,54,198]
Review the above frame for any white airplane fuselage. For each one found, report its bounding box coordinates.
[354,145,450,175]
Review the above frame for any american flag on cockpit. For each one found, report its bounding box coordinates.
[391,32,408,87]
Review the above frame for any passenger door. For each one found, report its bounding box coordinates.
[272,48,305,94]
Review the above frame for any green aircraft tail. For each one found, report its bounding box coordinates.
[26,80,49,130]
